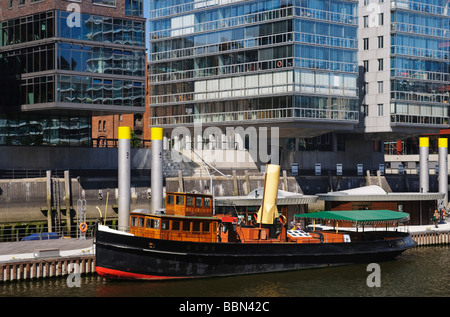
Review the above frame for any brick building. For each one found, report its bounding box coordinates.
[92,57,151,147]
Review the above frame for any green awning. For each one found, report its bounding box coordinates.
[294,210,410,223]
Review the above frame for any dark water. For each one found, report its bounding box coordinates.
[1,246,449,298]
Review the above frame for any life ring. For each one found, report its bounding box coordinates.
[279,215,286,224]
[79,222,88,233]
[277,60,283,68]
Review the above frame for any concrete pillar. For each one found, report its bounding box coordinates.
[151,127,164,213]
[419,137,429,193]
[439,138,448,207]
[64,170,71,235]
[118,127,131,232]
[46,170,52,232]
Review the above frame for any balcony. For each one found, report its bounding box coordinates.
[149,107,359,127]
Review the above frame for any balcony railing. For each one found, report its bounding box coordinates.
[390,114,448,126]
[149,107,359,126]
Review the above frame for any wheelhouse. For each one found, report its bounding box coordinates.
[129,192,220,242]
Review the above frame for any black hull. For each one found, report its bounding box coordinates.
[95,227,417,280]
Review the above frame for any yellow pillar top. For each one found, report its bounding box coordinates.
[419,137,429,148]
[439,138,448,148]
[151,127,163,140]
[118,126,131,140]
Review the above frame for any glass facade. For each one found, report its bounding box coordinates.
[389,0,450,126]
[0,8,146,146]
[149,0,359,127]
[0,113,91,146]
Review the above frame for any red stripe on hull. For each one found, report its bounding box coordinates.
[95,266,188,281]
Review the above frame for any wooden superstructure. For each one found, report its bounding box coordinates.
[129,192,220,243]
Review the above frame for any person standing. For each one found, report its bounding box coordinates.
[433,210,440,228]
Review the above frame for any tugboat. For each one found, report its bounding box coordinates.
[95,164,417,280]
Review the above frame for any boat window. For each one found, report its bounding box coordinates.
[182,221,191,231]
[146,218,159,229]
[172,220,181,230]
[167,195,174,205]
[131,216,137,227]
[138,217,144,227]
[186,196,193,206]
[176,195,184,205]
[202,222,210,232]
[195,197,202,207]
[204,197,211,207]
[192,221,201,232]
[161,220,170,230]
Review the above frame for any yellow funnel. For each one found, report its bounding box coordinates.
[256,164,280,225]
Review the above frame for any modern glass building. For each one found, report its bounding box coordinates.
[148,0,360,156]
[0,0,146,146]
[359,0,449,137]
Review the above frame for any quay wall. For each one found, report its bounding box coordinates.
[411,231,450,246]
[0,255,95,282]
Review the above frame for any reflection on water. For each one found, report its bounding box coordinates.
[1,246,449,297]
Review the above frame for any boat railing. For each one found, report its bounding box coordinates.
[135,229,219,243]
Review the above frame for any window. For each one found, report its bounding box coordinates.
[377,36,383,48]
[146,218,159,229]
[202,222,210,233]
[92,0,116,5]
[363,16,368,28]
[186,196,193,206]
[19,0,25,5]
[138,217,144,227]
[363,60,369,72]
[195,197,202,207]
[204,197,211,207]
[98,120,102,132]
[378,59,383,71]
[361,104,368,117]
[363,38,369,50]
[377,104,383,116]
[182,221,191,231]
[167,195,174,204]
[131,217,137,227]
[378,13,384,26]
[102,120,106,132]
[172,220,180,230]
[176,195,184,205]
[377,81,383,93]
[337,134,345,151]
[192,221,201,232]
[125,0,143,17]
[161,220,169,230]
